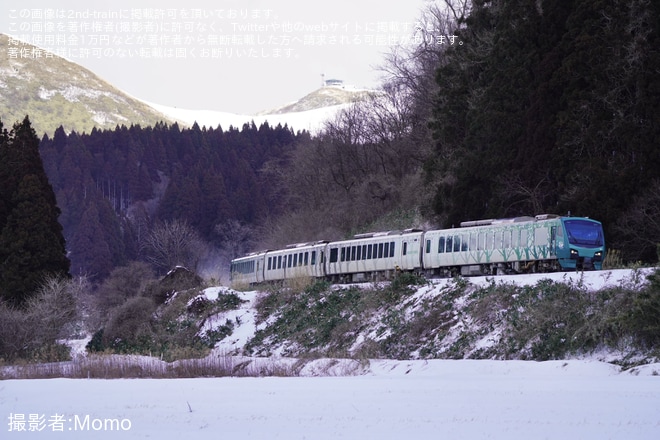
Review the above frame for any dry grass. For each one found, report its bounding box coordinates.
[284,275,315,292]
[0,354,302,380]
[603,249,623,269]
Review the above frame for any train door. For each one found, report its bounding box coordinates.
[550,226,557,256]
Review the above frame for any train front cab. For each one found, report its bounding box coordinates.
[555,217,605,270]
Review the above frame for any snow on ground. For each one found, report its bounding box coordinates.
[3,268,660,439]
[430,267,654,292]
[2,359,659,439]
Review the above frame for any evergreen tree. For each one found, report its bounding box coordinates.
[429,0,660,260]
[0,117,70,307]
[69,201,113,279]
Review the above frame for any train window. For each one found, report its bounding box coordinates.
[378,243,384,258]
[362,245,367,259]
[276,256,280,269]
[340,247,346,262]
[461,235,468,251]
[293,253,298,267]
[470,234,477,251]
[426,240,431,254]
[311,251,316,265]
[453,235,461,252]
[438,237,445,253]
[330,248,338,263]
[267,257,271,271]
[384,242,390,258]
[503,231,511,248]
[494,231,502,249]
[304,252,309,265]
[349,246,355,261]
[403,242,408,256]
[534,227,547,246]
[367,244,373,259]
[446,236,453,253]
[390,242,395,258]
[356,245,361,260]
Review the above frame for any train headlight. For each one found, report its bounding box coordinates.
[594,251,603,260]
[570,249,579,258]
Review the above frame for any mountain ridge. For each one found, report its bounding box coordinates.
[0,34,174,136]
[1,33,369,136]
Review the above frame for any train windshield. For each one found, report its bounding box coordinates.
[563,219,604,247]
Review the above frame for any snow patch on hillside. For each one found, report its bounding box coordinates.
[205,268,655,360]
[147,101,348,134]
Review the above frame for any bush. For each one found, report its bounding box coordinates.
[102,297,157,353]
[143,266,203,304]
[0,275,81,362]
[617,270,660,349]
[96,262,156,314]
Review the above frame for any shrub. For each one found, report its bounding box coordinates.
[95,262,156,314]
[143,266,203,304]
[617,270,660,349]
[102,297,157,353]
[0,275,81,362]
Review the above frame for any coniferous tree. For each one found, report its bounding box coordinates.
[429,0,660,260]
[0,116,70,307]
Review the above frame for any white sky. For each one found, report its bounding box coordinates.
[2,0,429,114]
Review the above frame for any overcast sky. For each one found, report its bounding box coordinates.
[2,0,428,114]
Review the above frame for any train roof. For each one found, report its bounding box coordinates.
[459,214,560,228]
[353,228,423,239]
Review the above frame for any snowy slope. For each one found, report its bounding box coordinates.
[209,268,656,359]
[147,100,349,134]
[2,269,660,439]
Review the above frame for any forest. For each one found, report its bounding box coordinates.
[4,0,660,291]
[35,121,303,281]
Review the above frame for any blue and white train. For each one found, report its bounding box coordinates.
[230,214,606,284]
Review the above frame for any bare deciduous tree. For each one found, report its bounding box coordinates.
[142,219,207,273]
[215,219,254,260]
[0,275,84,361]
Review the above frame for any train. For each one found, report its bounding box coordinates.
[230,214,606,285]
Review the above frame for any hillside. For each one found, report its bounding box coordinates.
[49,267,658,374]
[260,85,374,114]
[0,34,173,136]
[210,268,660,365]
[0,34,369,137]
[148,86,372,134]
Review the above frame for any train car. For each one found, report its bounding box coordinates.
[555,216,605,270]
[421,214,605,276]
[230,251,268,285]
[325,230,424,282]
[263,241,328,282]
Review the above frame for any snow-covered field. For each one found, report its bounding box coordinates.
[2,269,660,439]
[2,358,659,439]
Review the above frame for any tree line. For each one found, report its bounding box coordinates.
[37,120,303,281]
